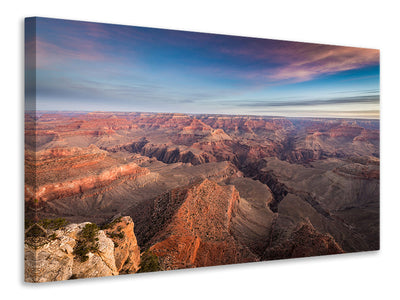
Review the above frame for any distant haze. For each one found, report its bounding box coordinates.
[26,17,380,119]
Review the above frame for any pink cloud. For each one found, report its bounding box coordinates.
[268,46,379,81]
[84,22,112,38]
[34,38,107,68]
[220,42,379,83]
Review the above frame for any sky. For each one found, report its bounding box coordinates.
[25,17,380,119]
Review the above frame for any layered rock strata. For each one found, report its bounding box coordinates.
[24,217,140,283]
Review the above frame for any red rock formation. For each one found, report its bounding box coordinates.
[329,125,364,138]
[30,163,148,202]
[25,145,150,203]
[149,179,257,269]
[199,115,292,133]
[263,222,344,260]
[104,216,141,274]
[182,118,213,133]
[333,163,380,180]
[353,129,379,141]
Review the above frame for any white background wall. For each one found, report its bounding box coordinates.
[1,1,399,299]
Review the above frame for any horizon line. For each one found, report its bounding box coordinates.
[26,109,380,121]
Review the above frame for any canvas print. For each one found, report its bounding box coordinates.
[24,17,380,283]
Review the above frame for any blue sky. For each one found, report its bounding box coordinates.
[26,17,380,118]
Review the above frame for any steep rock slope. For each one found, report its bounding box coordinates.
[104,216,141,274]
[227,177,275,256]
[25,145,151,204]
[264,221,344,260]
[149,179,258,270]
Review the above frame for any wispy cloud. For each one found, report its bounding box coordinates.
[245,109,380,119]
[234,94,379,108]
[220,42,379,83]
[35,38,107,68]
[268,47,379,82]
[31,19,135,69]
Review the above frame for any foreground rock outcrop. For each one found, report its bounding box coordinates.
[104,216,141,274]
[24,216,140,283]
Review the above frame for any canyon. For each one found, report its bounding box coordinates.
[25,111,379,281]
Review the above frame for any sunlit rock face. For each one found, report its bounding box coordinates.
[24,217,140,283]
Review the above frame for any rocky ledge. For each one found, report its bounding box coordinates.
[24,216,140,283]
